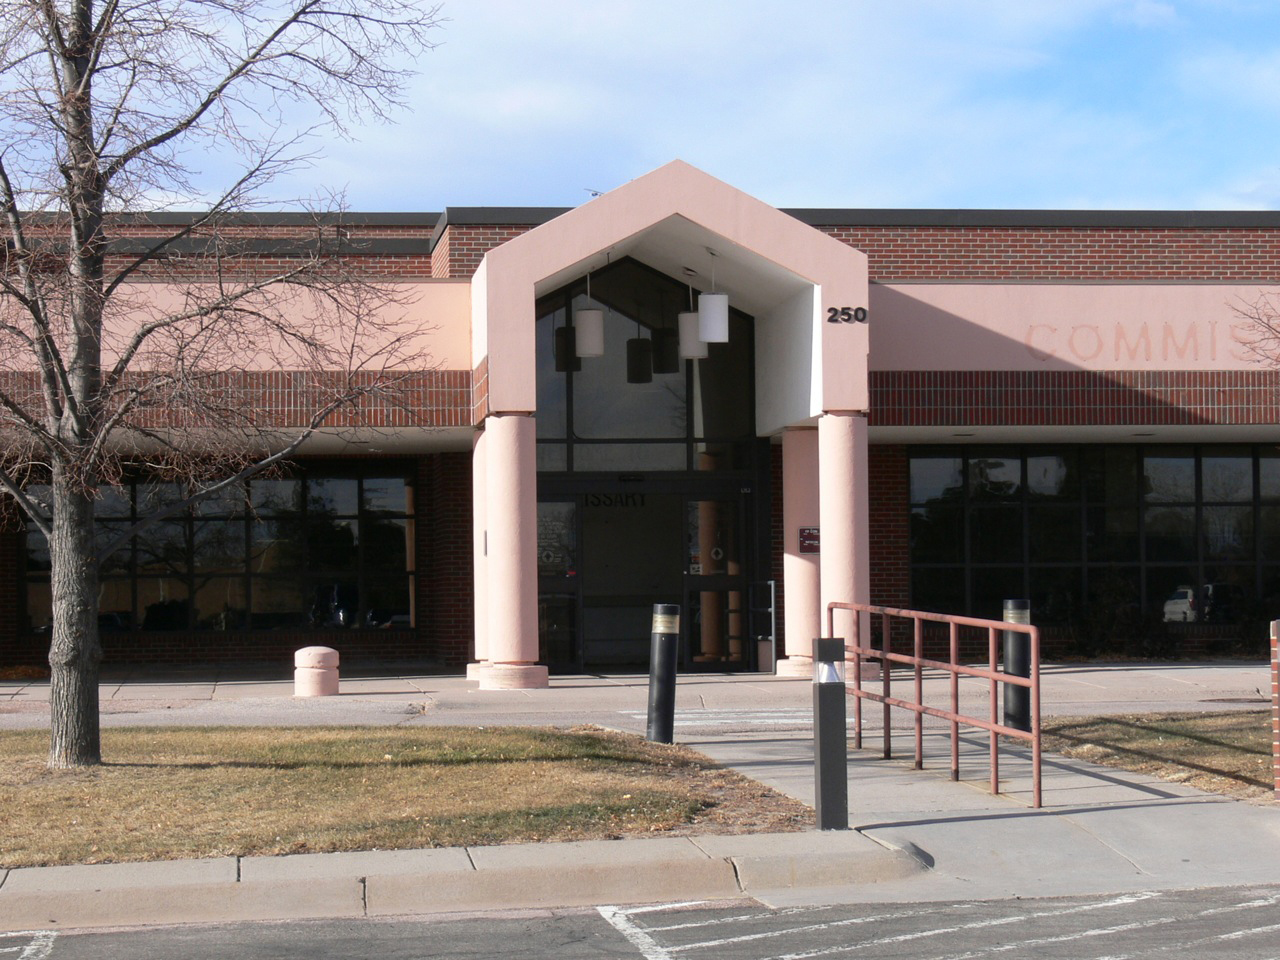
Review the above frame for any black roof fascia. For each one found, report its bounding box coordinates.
[782,208,1280,228]
[104,237,432,257]
[111,211,441,227]
[429,206,571,252]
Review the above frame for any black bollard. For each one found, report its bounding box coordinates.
[1003,599,1031,733]
[813,636,849,830]
[646,604,681,743]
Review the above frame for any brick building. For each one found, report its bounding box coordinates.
[5,161,1280,678]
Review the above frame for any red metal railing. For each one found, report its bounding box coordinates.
[827,601,1043,808]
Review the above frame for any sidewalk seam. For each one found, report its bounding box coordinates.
[1060,815,1150,877]
[0,868,8,892]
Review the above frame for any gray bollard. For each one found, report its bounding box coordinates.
[813,636,849,830]
[1003,599,1031,732]
[646,604,681,743]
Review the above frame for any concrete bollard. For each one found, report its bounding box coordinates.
[294,646,340,697]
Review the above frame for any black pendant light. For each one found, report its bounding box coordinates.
[626,320,652,384]
[553,324,580,372]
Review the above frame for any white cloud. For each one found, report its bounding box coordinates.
[192,0,1280,212]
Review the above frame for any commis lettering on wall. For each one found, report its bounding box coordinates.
[1023,319,1254,364]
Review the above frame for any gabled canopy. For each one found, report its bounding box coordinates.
[472,160,869,434]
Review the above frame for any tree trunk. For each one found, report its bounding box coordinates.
[47,473,102,768]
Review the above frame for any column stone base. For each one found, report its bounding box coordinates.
[848,660,882,682]
[465,661,489,682]
[477,663,550,690]
[773,656,815,678]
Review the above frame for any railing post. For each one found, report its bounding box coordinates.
[949,620,959,782]
[913,617,923,770]
[989,626,999,797]
[881,611,892,760]
[1272,620,1280,801]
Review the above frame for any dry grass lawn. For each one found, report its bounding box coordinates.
[0,726,809,868]
[1041,709,1275,801]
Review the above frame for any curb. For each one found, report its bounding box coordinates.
[0,831,921,931]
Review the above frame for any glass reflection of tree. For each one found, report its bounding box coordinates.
[969,458,1019,498]
[910,458,965,561]
[267,493,357,627]
[362,516,410,624]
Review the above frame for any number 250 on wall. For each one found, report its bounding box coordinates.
[827,306,868,324]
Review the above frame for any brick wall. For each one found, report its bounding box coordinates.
[821,224,1280,283]
[424,451,474,665]
[432,224,537,278]
[868,445,910,610]
[870,370,1280,429]
[0,369,474,431]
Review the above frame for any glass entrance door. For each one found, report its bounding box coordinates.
[537,500,579,672]
[579,491,684,668]
[537,485,755,673]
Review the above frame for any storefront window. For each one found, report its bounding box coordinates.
[23,463,415,634]
[534,257,755,475]
[909,444,1271,624]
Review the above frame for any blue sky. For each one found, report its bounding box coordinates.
[284,1,1280,212]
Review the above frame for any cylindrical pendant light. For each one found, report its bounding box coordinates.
[698,292,729,343]
[626,336,653,384]
[553,325,581,372]
[678,311,707,359]
[698,249,729,343]
[575,309,604,357]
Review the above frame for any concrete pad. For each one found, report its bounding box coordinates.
[209,682,292,699]
[103,684,216,701]
[690,830,922,891]
[858,808,1148,900]
[1063,797,1280,887]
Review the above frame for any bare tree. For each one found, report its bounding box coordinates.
[0,0,444,767]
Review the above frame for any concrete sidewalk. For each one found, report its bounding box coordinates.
[0,662,1275,930]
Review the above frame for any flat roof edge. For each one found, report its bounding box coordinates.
[783,208,1280,228]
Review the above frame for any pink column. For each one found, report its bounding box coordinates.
[818,413,870,672]
[466,428,489,681]
[478,413,549,690]
[776,428,821,677]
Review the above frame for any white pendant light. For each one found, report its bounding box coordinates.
[575,268,605,357]
[575,308,604,357]
[697,248,729,343]
[678,311,707,359]
[698,293,729,343]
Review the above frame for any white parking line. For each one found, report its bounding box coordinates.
[598,906,677,960]
[0,932,57,960]
[619,709,814,727]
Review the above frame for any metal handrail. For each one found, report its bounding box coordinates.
[827,601,1043,808]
